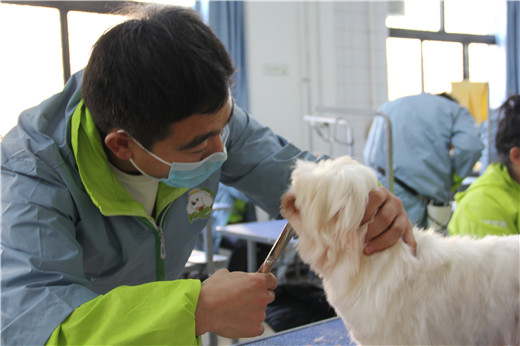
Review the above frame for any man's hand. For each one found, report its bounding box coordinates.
[195,269,277,338]
[361,186,416,255]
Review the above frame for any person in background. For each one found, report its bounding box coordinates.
[364,93,483,230]
[448,94,520,237]
[1,4,415,345]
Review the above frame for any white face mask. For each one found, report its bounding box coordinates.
[120,125,229,188]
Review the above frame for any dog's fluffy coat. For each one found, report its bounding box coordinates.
[281,156,519,345]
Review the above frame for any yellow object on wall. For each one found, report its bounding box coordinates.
[450,81,489,125]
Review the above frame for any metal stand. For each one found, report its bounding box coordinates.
[305,106,394,193]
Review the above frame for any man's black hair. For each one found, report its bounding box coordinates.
[82,4,235,149]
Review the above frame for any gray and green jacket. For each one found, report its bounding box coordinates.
[1,71,315,345]
[448,163,520,237]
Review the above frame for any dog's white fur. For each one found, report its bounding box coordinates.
[281,156,520,345]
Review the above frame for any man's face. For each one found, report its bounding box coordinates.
[130,98,234,179]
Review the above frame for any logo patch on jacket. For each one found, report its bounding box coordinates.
[187,187,215,223]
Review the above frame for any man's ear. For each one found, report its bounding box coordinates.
[104,131,134,160]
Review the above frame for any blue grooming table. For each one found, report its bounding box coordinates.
[236,317,355,345]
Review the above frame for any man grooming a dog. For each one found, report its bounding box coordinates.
[1,4,416,345]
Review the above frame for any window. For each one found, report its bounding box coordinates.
[0,4,63,136]
[386,38,422,100]
[0,0,194,137]
[67,11,126,75]
[422,40,463,94]
[385,0,506,108]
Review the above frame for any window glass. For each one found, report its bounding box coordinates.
[422,40,463,94]
[386,38,422,101]
[469,43,495,83]
[386,0,440,32]
[386,1,504,107]
[0,4,63,137]
[444,0,501,35]
[469,43,506,108]
[68,11,126,74]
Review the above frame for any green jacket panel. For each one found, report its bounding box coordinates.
[2,71,315,345]
[47,280,201,345]
[448,163,520,237]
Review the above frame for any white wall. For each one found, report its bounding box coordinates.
[244,1,389,161]
[244,2,307,149]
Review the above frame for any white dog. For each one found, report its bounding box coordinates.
[281,156,519,345]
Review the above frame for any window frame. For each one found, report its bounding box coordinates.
[388,1,496,91]
[1,0,132,84]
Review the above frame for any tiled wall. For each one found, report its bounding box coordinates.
[245,2,390,161]
[334,1,388,110]
[312,2,389,161]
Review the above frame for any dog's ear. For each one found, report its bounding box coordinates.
[280,191,300,219]
[311,163,374,251]
[286,157,378,276]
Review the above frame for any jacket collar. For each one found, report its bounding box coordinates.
[70,100,188,219]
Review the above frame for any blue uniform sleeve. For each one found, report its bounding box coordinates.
[450,106,484,180]
[221,106,316,218]
[1,168,99,345]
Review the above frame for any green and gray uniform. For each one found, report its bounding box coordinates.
[1,71,315,345]
[448,163,520,237]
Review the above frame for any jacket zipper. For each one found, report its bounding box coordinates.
[152,202,175,280]
[142,218,167,260]
[157,203,174,259]
[142,204,171,281]
[157,224,166,260]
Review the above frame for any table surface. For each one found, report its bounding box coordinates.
[236,317,355,345]
[217,224,354,345]
[216,219,296,245]
[216,219,298,272]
